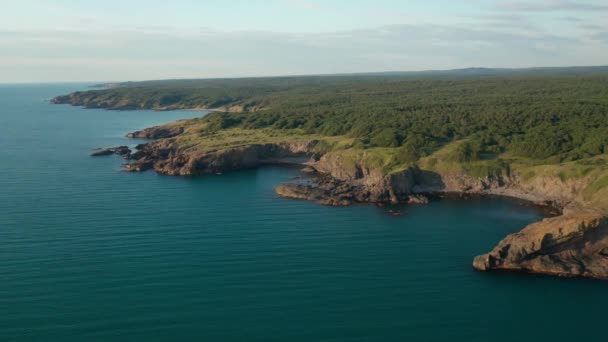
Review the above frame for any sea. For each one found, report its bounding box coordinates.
[1,84,606,341]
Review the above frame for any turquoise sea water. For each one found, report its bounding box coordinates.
[1,84,607,341]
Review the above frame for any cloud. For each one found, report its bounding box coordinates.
[579,24,605,31]
[1,20,606,82]
[559,16,583,22]
[589,31,608,42]
[280,0,323,11]
[499,0,608,12]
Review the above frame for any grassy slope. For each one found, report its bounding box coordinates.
[158,117,353,153]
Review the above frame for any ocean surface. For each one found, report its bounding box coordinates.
[1,84,607,341]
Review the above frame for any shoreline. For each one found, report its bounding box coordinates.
[415,191,563,217]
[50,96,247,113]
[71,97,608,280]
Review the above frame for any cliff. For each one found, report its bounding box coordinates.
[304,151,416,203]
[86,120,608,280]
[127,138,317,176]
[53,73,608,280]
[287,150,592,211]
[274,148,608,279]
[473,210,608,279]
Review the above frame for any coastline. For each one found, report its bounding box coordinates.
[50,96,248,113]
[57,98,608,281]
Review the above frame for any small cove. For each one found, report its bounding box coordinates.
[1,84,607,341]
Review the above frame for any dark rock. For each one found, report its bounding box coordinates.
[473,211,608,279]
[407,194,430,204]
[91,146,131,157]
[90,149,114,157]
[125,139,318,176]
[275,183,353,206]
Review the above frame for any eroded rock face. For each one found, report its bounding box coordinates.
[126,139,318,176]
[306,153,416,203]
[90,146,131,157]
[275,183,353,206]
[275,169,406,206]
[473,210,608,279]
[118,124,608,279]
[413,169,593,211]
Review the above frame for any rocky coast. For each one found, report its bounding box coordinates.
[84,121,608,280]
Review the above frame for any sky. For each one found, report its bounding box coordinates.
[1,0,607,82]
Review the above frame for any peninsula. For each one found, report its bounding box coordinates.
[53,67,608,280]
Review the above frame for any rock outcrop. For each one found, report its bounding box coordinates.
[413,169,590,211]
[282,153,608,279]
[90,146,131,157]
[473,210,608,279]
[305,152,416,203]
[275,183,353,206]
[126,138,318,176]
[102,123,608,280]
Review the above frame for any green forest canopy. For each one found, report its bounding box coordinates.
[60,67,608,164]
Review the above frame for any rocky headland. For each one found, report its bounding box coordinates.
[102,122,608,280]
[82,120,608,280]
[52,70,608,281]
[473,210,608,279]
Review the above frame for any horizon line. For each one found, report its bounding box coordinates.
[2,64,607,85]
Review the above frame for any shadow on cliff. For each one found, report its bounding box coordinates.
[412,169,446,193]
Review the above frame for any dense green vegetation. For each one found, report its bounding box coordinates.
[212,76,608,164]
[57,67,608,164]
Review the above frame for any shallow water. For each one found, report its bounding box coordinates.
[1,84,606,341]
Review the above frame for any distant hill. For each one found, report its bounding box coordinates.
[97,65,608,89]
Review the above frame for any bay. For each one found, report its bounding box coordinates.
[1,84,605,341]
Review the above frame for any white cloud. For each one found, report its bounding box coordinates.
[1,10,606,82]
[499,0,608,12]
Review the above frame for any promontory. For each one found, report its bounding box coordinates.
[53,67,608,280]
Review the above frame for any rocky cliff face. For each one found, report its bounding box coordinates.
[473,210,608,279]
[305,153,416,203]
[114,124,608,279]
[127,138,317,176]
[301,153,586,209]
[287,153,608,279]
[412,169,593,211]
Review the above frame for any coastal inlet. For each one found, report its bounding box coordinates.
[88,121,608,280]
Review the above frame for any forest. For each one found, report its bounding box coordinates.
[54,67,608,164]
